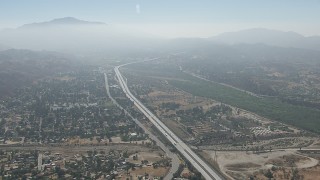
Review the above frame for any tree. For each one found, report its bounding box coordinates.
[0,164,4,175]
[264,169,273,179]
[87,151,93,157]
[123,151,129,158]
[55,166,65,178]
[133,154,138,161]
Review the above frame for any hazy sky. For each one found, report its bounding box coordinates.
[1,0,320,37]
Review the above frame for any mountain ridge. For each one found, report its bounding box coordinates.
[0,18,320,53]
[19,17,106,29]
[210,28,320,51]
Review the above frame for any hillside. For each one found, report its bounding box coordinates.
[0,17,162,55]
[211,28,320,51]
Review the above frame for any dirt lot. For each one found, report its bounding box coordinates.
[67,136,150,145]
[204,149,319,179]
[0,144,155,157]
[147,89,217,112]
[53,75,75,81]
[127,151,164,164]
[120,151,170,179]
[299,164,320,180]
[119,166,169,179]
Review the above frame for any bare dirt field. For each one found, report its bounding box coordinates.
[120,151,170,179]
[119,166,169,179]
[204,149,319,180]
[66,136,150,145]
[147,89,216,110]
[298,164,320,180]
[0,144,158,158]
[53,75,75,81]
[127,151,164,164]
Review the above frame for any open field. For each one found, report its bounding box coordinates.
[204,149,320,180]
[168,72,320,134]
[120,151,170,179]
[123,65,316,151]
[0,144,155,155]
[119,166,169,180]
[125,62,320,133]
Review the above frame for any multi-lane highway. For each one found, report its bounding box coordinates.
[114,60,223,180]
[104,72,180,180]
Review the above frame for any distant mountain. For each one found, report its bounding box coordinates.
[2,19,319,54]
[19,17,105,29]
[0,17,160,55]
[174,40,320,63]
[210,28,320,51]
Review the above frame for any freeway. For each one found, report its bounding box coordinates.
[104,72,180,180]
[114,59,223,180]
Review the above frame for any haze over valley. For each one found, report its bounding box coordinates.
[1,1,320,179]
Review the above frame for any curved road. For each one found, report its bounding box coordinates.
[114,59,224,180]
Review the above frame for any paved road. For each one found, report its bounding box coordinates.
[104,72,180,180]
[114,59,223,180]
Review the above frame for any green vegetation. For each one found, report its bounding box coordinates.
[169,73,320,133]
[125,61,320,133]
